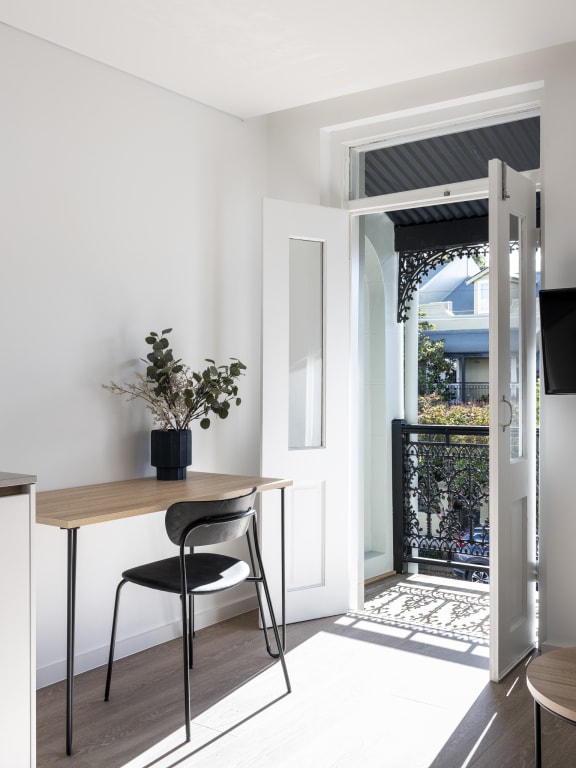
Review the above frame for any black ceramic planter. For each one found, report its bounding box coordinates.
[150,429,192,480]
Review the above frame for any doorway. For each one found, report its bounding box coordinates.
[350,113,541,588]
[359,207,492,584]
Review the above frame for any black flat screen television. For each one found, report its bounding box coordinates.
[539,287,576,394]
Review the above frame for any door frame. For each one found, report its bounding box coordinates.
[322,91,542,621]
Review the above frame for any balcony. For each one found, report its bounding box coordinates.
[392,419,490,580]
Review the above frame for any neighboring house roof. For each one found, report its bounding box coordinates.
[425,329,489,355]
[426,328,524,357]
[419,255,480,314]
[420,262,541,344]
[419,255,480,296]
[465,267,490,284]
[443,277,476,314]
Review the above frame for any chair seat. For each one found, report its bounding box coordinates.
[122,553,250,594]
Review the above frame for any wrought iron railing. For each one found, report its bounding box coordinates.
[442,381,520,405]
[392,419,490,577]
[445,381,490,404]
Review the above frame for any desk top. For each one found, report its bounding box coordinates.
[36,471,291,528]
[526,648,576,722]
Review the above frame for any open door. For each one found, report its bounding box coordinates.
[261,198,355,623]
[489,159,538,681]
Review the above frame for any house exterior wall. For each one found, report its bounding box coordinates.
[0,22,268,685]
[267,42,576,648]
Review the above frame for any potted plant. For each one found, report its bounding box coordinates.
[104,328,246,479]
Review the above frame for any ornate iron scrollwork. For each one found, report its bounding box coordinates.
[397,243,490,323]
[401,428,490,564]
[396,241,519,323]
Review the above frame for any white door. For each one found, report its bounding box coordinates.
[261,198,355,623]
[488,159,538,681]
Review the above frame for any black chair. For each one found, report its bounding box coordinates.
[104,488,291,741]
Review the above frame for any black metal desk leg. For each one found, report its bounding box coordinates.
[66,528,78,756]
[534,700,541,768]
[280,487,286,651]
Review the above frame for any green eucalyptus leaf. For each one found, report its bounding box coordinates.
[108,329,245,432]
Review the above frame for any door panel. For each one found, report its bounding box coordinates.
[489,160,537,681]
[261,198,353,623]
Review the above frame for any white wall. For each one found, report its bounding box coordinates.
[267,42,576,648]
[0,23,267,685]
[4,19,576,685]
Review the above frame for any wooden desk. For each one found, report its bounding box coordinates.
[526,647,576,767]
[37,471,292,756]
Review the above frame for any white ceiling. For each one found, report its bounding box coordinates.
[2,0,576,119]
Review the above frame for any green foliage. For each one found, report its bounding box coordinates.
[104,329,246,431]
[418,310,457,400]
[418,395,489,428]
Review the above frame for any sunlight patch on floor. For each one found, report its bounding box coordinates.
[406,572,489,594]
[119,624,490,768]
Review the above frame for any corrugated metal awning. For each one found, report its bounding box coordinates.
[360,115,540,251]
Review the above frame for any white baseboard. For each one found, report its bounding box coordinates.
[36,594,257,689]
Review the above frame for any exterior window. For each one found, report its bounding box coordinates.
[477,280,489,314]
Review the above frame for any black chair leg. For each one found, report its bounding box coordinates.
[104,579,127,701]
[181,588,191,742]
[188,547,195,668]
[180,594,195,669]
[189,594,194,668]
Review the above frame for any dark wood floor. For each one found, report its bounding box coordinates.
[36,583,576,768]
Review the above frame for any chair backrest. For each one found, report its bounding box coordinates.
[165,488,257,548]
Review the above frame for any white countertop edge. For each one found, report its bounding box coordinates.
[0,471,37,488]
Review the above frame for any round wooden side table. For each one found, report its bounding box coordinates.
[526,647,576,767]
